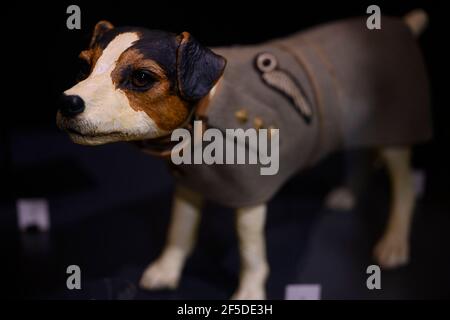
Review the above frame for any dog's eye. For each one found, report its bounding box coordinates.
[131,70,155,88]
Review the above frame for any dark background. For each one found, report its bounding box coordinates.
[0,1,449,299]
[2,0,449,171]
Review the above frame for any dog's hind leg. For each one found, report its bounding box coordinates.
[325,150,375,211]
[373,147,415,269]
[140,186,203,290]
[232,204,269,300]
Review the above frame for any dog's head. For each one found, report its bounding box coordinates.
[57,21,226,145]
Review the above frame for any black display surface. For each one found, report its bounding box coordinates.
[0,1,449,300]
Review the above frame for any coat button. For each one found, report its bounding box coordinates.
[253,117,264,130]
[234,109,248,123]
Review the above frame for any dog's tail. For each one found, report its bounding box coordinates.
[403,9,428,37]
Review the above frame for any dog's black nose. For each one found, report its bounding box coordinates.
[59,94,85,117]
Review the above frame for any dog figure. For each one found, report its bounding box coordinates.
[57,10,432,299]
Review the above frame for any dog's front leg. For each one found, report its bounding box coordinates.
[140,186,202,290]
[232,204,269,300]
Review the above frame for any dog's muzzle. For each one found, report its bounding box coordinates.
[59,94,85,118]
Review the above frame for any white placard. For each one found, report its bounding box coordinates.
[17,198,50,232]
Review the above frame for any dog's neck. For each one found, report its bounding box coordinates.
[132,77,223,157]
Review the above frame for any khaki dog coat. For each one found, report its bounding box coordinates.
[166,16,432,208]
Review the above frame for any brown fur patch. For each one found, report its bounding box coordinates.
[112,49,190,131]
[90,20,114,47]
[79,46,104,74]
[112,49,166,80]
[77,21,114,75]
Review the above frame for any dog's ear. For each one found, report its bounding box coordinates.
[176,32,226,101]
[89,20,114,47]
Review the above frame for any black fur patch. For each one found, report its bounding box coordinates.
[177,34,226,101]
[90,27,226,102]
[132,30,179,90]
[93,27,178,92]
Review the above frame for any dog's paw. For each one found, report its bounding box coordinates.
[324,186,356,211]
[139,259,181,290]
[373,233,410,269]
[231,286,266,300]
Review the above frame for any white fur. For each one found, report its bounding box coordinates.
[60,32,167,145]
[232,204,268,300]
